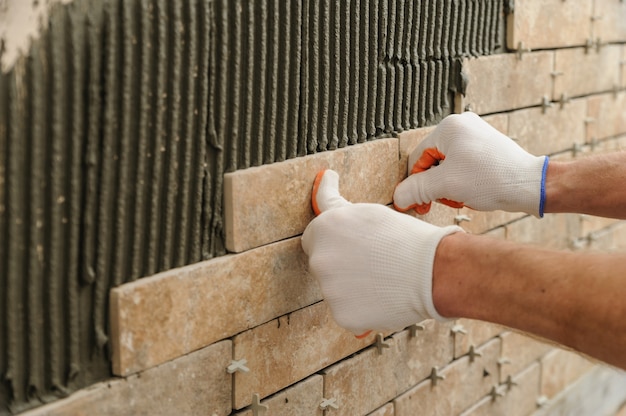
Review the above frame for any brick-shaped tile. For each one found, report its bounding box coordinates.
[235,375,323,416]
[586,92,626,142]
[394,338,501,416]
[110,237,320,376]
[232,301,377,409]
[506,0,592,50]
[508,99,586,156]
[540,348,595,400]
[554,46,621,100]
[223,138,399,252]
[499,331,552,382]
[321,321,454,415]
[458,52,553,115]
[592,0,626,43]
[23,340,232,416]
[461,362,541,416]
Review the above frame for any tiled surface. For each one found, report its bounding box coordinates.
[592,0,626,43]
[508,99,586,156]
[232,301,377,409]
[586,92,626,141]
[224,138,399,252]
[23,341,232,416]
[453,319,505,359]
[235,375,323,416]
[462,363,541,416]
[506,0,592,50]
[321,321,454,416]
[499,331,552,382]
[540,348,594,399]
[393,339,501,415]
[458,52,553,115]
[110,237,319,376]
[367,403,395,416]
[553,46,621,100]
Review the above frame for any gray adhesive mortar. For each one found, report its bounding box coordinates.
[0,0,504,413]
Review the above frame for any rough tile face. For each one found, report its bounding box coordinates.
[593,0,626,43]
[224,138,399,253]
[586,92,626,141]
[322,321,454,415]
[553,46,621,100]
[540,348,594,399]
[462,362,540,416]
[22,341,232,416]
[506,0,592,50]
[499,331,552,382]
[232,301,377,409]
[505,214,581,250]
[393,339,501,416]
[235,375,323,416]
[110,237,319,376]
[458,52,553,114]
[508,100,587,156]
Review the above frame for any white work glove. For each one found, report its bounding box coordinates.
[393,112,549,217]
[301,170,463,336]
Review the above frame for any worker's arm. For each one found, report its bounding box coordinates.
[303,170,626,370]
[545,153,626,219]
[434,231,626,370]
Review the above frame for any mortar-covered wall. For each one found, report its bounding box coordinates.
[2,0,626,415]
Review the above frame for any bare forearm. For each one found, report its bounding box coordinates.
[433,232,626,369]
[544,152,626,219]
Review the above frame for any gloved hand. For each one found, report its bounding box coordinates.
[301,170,463,336]
[393,112,549,217]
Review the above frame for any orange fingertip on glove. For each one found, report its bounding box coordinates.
[394,147,464,214]
[311,169,326,216]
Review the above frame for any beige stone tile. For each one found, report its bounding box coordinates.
[232,301,378,409]
[23,341,232,416]
[367,403,395,416]
[457,208,526,235]
[499,331,553,382]
[586,92,626,141]
[579,214,622,238]
[321,321,454,416]
[505,214,581,250]
[593,0,626,43]
[458,52,554,115]
[453,319,505,359]
[506,0,592,50]
[461,362,540,416]
[622,45,626,88]
[482,113,510,136]
[483,226,506,240]
[554,46,621,100]
[540,348,595,399]
[393,338,501,416]
[235,375,323,416]
[110,237,320,376]
[508,99,587,156]
[224,138,399,252]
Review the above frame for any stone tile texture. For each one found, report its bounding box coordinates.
[224,138,399,253]
[110,237,319,376]
[507,0,592,50]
